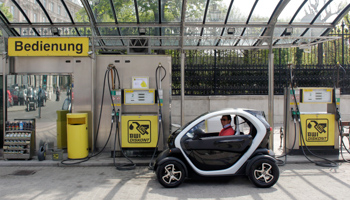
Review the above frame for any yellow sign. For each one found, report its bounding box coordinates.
[300,114,335,146]
[121,115,158,148]
[8,37,89,56]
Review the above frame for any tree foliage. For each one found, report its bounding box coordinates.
[0,3,13,21]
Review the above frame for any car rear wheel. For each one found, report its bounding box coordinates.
[156,160,186,188]
[248,158,279,188]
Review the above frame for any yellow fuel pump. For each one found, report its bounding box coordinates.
[109,61,168,161]
[284,87,340,155]
[121,89,159,148]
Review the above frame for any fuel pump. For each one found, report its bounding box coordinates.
[282,64,340,167]
[108,61,168,170]
[284,87,341,155]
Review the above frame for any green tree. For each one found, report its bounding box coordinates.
[0,3,13,21]
[0,3,13,36]
[75,0,209,23]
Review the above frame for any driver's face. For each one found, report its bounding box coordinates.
[220,116,231,127]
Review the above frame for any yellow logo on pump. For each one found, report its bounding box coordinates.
[306,119,329,142]
[128,120,152,143]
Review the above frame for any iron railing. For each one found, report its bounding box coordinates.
[172,64,350,95]
[170,25,350,95]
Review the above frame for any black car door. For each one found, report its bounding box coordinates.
[181,134,253,171]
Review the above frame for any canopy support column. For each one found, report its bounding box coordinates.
[180,0,187,126]
[181,53,185,126]
[268,48,274,150]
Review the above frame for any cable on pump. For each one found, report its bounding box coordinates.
[107,65,136,170]
[276,65,297,166]
[148,63,167,170]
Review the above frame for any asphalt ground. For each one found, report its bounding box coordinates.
[0,163,349,200]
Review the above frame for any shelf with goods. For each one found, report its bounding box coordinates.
[3,119,35,160]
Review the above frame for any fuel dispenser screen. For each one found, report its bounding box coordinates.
[121,115,158,148]
[124,89,155,105]
[301,88,332,103]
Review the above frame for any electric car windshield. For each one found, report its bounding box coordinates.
[185,120,205,139]
[173,112,209,134]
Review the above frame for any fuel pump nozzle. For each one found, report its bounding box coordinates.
[116,109,120,122]
[111,109,116,123]
[291,108,297,123]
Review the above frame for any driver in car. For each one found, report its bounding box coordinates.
[219,115,235,136]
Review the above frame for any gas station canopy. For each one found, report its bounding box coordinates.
[0,0,349,51]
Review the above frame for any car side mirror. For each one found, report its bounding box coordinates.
[193,129,204,140]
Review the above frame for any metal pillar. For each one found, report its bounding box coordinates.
[341,21,345,65]
[180,0,187,126]
[268,51,274,150]
[181,53,185,126]
[91,36,96,152]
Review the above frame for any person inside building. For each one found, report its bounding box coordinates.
[56,86,60,101]
[219,115,235,136]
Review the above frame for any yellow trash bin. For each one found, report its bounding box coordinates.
[67,113,88,159]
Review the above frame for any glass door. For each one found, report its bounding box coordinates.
[7,74,72,151]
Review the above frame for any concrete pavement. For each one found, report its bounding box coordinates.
[0,163,349,200]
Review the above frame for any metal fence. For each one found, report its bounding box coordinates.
[172,63,350,95]
[170,27,350,96]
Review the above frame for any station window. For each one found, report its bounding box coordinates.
[58,5,61,15]
[49,2,54,11]
[10,6,14,16]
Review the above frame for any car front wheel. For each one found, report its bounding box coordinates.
[156,160,186,188]
[248,158,279,188]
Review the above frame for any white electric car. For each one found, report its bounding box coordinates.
[153,108,279,188]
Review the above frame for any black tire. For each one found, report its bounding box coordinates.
[248,158,279,188]
[156,160,186,188]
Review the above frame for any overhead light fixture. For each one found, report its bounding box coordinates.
[299,41,309,50]
[227,28,235,35]
[285,27,293,36]
[139,28,146,35]
[51,27,60,36]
